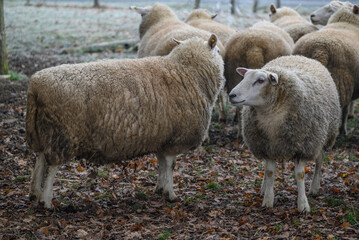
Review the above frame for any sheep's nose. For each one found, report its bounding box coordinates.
[310,14,315,19]
[229,93,237,100]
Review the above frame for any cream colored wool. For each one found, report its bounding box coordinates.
[26,36,224,208]
[293,5,359,135]
[185,9,236,46]
[229,56,341,212]
[270,5,318,42]
[133,3,225,57]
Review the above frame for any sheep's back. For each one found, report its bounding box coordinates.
[293,24,359,106]
[224,28,292,93]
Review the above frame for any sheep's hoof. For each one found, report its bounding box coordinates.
[39,200,54,209]
[297,199,310,213]
[308,188,318,196]
[164,191,177,202]
[262,199,274,208]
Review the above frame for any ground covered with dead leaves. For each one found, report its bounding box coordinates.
[1,77,358,239]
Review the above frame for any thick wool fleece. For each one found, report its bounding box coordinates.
[242,56,341,161]
[137,3,224,57]
[270,7,318,42]
[224,21,293,94]
[293,6,359,118]
[185,9,236,46]
[26,37,224,166]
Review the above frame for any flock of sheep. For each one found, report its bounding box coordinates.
[25,1,359,213]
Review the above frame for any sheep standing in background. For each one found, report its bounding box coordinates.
[224,21,293,138]
[310,1,353,25]
[131,3,225,57]
[229,56,341,212]
[185,9,237,123]
[26,35,224,209]
[293,5,359,135]
[269,4,318,42]
[309,1,356,119]
[185,9,236,46]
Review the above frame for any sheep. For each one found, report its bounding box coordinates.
[293,4,359,135]
[310,1,353,25]
[185,9,237,46]
[228,55,341,212]
[224,21,294,137]
[269,4,318,42]
[131,3,225,58]
[26,35,225,209]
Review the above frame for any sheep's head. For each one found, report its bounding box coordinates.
[185,9,217,22]
[229,68,279,107]
[310,1,353,25]
[269,4,300,22]
[172,34,220,55]
[328,4,359,25]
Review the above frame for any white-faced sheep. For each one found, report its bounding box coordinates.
[229,56,341,212]
[310,1,353,25]
[185,9,237,46]
[26,35,224,209]
[224,21,293,137]
[269,4,318,42]
[131,3,224,57]
[293,4,359,135]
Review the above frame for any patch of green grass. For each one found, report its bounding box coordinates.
[344,209,359,225]
[274,223,281,232]
[15,176,26,182]
[97,170,109,179]
[135,190,147,201]
[94,194,112,200]
[205,182,221,190]
[203,145,212,152]
[133,204,143,211]
[293,219,301,227]
[9,70,28,81]
[148,172,156,179]
[194,193,207,201]
[324,197,344,207]
[158,230,171,240]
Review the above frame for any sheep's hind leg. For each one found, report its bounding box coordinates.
[155,154,177,201]
[39,164,59,209]
[262,159,276,208]
[309,151,323,196]
[30,152,46,201]
[295,159,310,212]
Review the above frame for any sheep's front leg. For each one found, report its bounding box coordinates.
[30,152,46,201]
[260,160,268,196]
[309,151,323,195]
[39,164,59,209]
[262,159,276,208]
[155,154,176,201]
[295,159,310,212]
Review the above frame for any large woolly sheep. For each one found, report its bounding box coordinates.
[131,3,225,57]
[293,5,359,135]
[229,56,341,212]
[269,4,318,42]
[310,1,353,25]
[185,9,237,46]
[224,21,293,134]
[26,35,224,209]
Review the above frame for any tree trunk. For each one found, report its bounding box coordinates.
[231,0,238,15]
[276,0,281,8]
[194,0,200,9]
[0,0,8,75]
[93,0,100,8]
[253,0,259,13]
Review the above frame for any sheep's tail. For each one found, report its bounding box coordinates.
[26,83,41,152]
[246,46,265,69]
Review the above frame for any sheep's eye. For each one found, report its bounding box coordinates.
[253,78,265,86]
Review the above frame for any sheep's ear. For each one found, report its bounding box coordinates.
[269,73,279,86]
[353,5,359,14]
[294,4,301,11]
[236,67,248,77]
[211,13,218,19]
[173,38,182,45]
[130,6,150,16]
[270,4,277,14]
[208,34,217,49]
